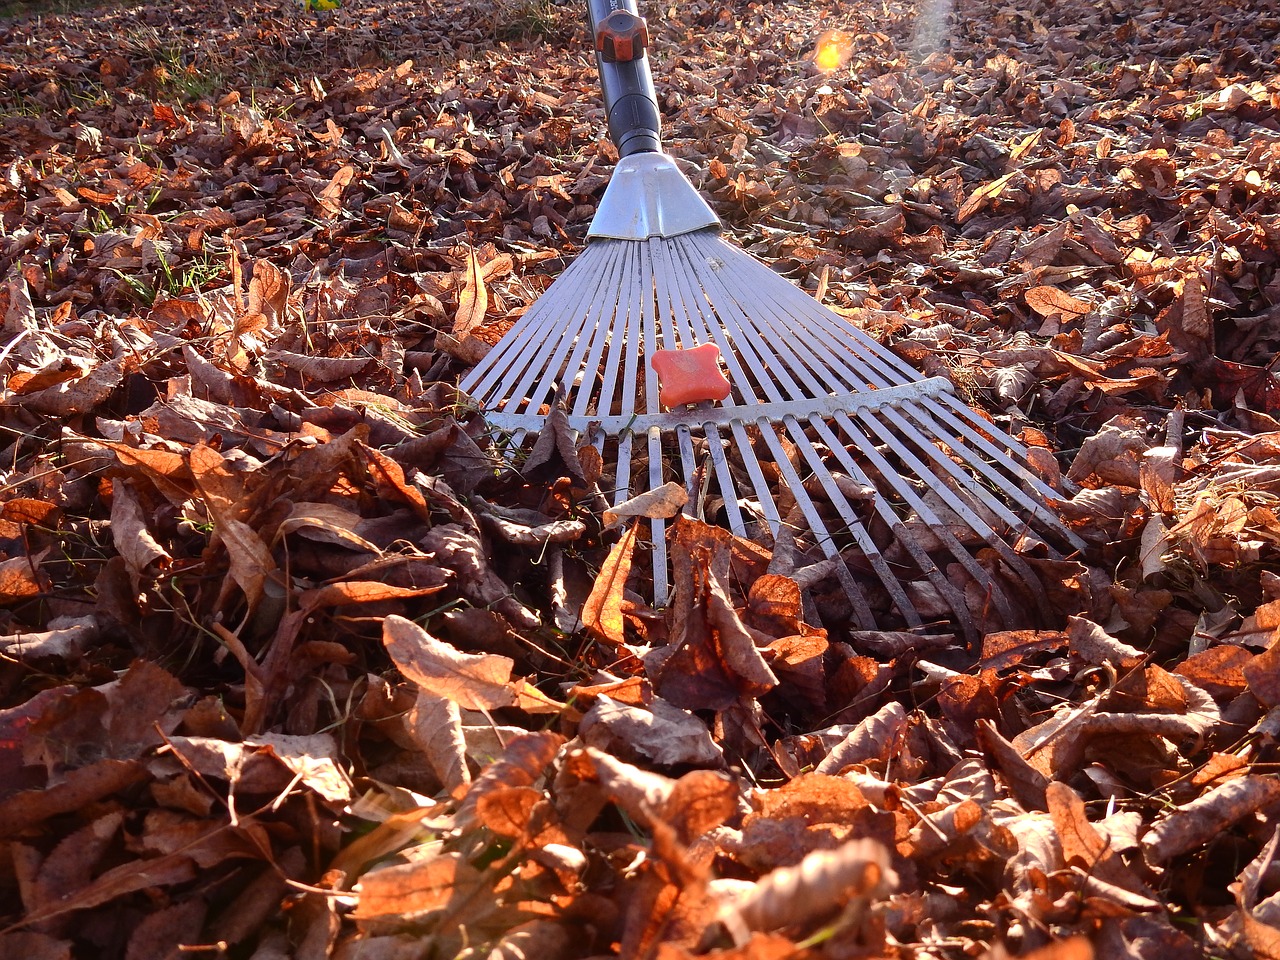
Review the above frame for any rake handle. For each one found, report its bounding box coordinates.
[588,0,662,156]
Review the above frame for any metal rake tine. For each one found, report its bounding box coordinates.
[641,240,661,415]
[856,404,1031,537]
[525,246,629,421]
[928,397,1087,550]
[769,416,922,628]
[666,237,781,403]
[783,411,989,631]
[613,431,635,506]
[689,230,1078,564]
[703,422,748,537]
[606,250,646,508]
[893,400,1082,550]
[616,244,645,422]
[692,232,922,389]
[807,414,1010,631]
[670,233,1003,626]
[487,244,623,417]
[728,419,785,536]
[465,243,612,405]
[691,236,889,396]
[673,235,821,403]
[654,237,703,350]
[675,424,699,513]
[573,242,639,420]
[650,237,686,354]
[649,426,670,605]
[857,408,1055,619]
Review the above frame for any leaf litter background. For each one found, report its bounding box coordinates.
[1,0,1280,956]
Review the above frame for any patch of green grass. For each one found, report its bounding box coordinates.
[0,91,43,119]
[67,78,111,109]
[492,0,569,42]
[118,24,230,104]
[0,0,132,20]
[86,207,115,234]
[106,249,225,308]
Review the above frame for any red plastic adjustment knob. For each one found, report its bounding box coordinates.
[596,10,648,63]
[651,343,732,409]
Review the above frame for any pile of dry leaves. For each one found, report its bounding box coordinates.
[2,0,1280,956]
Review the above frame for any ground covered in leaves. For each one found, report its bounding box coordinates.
[2,0,1280,956]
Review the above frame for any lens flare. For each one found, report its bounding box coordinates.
[812,30,854,72]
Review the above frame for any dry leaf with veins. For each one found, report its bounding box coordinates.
[381,614,517,712]
[721,838,895,940]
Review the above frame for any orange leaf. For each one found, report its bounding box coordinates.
[474,786,542,838]
[1,498,59,526]
[453,246,488,338]
[352,852,483,921]
[582,521,638,646]
[957,171,1018,223]
[0,551,47,604]
[1025,285,1091,318]
[318,164,355,218]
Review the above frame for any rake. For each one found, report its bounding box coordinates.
[461,0,1084,637]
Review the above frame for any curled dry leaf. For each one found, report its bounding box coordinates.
[569,746,675,831]
[0,549,49,605]
[352,851,485,924]
[1067,616,1143,668]
[662,768,739,844]
[453,246,488,338]
[406,690,470,793]
[814,700,907,775]
[0,616,100,662]
[244,733,353,804]
[906,799,985,859]
[1046,781,1152,899]
[455,730,564,831]
[1066,416,1151,487]
[722,838,895,937]
[1244,639,1280,709]
[1143,776,1280,865]
[0,759,148,839]
[317,164,356,219]
[271,349,373,383]
[189,443,274,613]
[658,528,778,710]
[18,356,127,417]
[579,695,723,768]
[109,480,170,584]
[474,786,543,839]
[275,502,382,553]
[975,719,1050,812]
[957,171,1019,223]
[381,614,517,712]
[420,524,539,630]
[603,481,688,528]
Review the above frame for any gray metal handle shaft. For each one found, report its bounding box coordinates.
[588,0,661,156]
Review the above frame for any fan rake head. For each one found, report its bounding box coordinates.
[461,224,1084,640]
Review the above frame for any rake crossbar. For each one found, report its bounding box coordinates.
[481,377,956,434]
